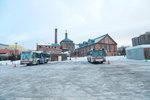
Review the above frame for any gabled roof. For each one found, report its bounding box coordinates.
[79,34,107,48]
[94,34,106,43]
[78,34,116,48]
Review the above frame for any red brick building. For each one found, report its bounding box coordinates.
[36,28,62,54]
[0,49,20,56]
[60,32,75,55]
[37,30,75,56]
[0,43,23,57]
[75,34,117,56]
[36,43,62,54]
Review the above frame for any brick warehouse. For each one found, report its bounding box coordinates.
[75,34,117,57]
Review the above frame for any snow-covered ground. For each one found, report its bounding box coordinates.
[0,56,150,100]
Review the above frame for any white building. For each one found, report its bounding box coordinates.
[126,45,150,60]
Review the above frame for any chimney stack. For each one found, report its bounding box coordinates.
[55,28,57,44]
[65,30,68,39]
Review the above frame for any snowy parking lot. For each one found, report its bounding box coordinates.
[0,56,150,100]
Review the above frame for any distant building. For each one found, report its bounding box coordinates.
[60,31,75,56]
[0,43,25,59]
[132,32,150,46]
[0,49,20,57]
[117,46,130,56]
[8,45,27,51]
[0,43,9,49]
[75,34,117,57]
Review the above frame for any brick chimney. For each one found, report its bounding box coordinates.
[65,30,68,39]
[55,28,57,44]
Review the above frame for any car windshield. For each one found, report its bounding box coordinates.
[91,50,106,57]
[21,51,32,60]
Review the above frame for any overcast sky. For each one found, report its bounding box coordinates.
[0,0,150,49]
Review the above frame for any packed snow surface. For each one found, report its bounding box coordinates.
[0,56,150,100]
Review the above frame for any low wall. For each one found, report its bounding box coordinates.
[50,54,67,61]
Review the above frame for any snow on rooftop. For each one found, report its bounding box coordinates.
[78,34,108,48]
[94,35,105,43]
[71,56,129,62]
[75,44,79,49]
[37,43,52,45]
[0,43,9,46]
[126,44,150,50]
[38,43,60,46]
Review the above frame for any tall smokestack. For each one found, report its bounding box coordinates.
[55,28,57,44]
[65,30,68,39]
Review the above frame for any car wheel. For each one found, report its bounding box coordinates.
[37,61,40,65]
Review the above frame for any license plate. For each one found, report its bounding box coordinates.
[95,59,103,61]
[21,62,30,64]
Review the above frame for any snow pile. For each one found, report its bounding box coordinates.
[0,56,149,67]
[71,56,150,62]
[71,56,127,62]
[106,56,127,61]
[71,57,87,61]
[0,60,20,67]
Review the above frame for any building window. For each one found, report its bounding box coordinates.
[107,45,110,52]
[39,46,41,48]
[105,39,109,44]
[104,45,107,50]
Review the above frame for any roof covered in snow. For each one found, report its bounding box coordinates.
[37,43,60,47]
[60,38,73,44]
[78,34,108,48]
[37,43,52,45]
[51,44,60,46]
[0,43,9,46]
[126,44,150,50]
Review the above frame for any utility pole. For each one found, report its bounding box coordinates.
[15,42,18,60]
[36,43,38,51]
